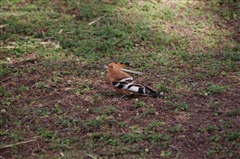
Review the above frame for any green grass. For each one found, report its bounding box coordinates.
[0,0,240,158]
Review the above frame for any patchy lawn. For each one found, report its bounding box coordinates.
[0,0,240,158]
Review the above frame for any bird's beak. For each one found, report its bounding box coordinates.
[103,65,108,69]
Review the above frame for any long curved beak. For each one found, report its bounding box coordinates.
[103,65,108,69]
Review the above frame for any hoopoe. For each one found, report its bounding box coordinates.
[104,62,164,98]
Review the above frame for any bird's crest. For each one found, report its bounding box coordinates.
[108,62,126,70]
[104,62,145,75]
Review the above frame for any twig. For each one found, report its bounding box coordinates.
[0,156,4,159]
[1,77,12,83]
[42,30,73,40]
[0,45,36,49]
[60,150,65,157]
[88,15,106,25]
[0,46,17,49]
[86,153,97,159]
[0,24,9,29]
[7,42,18,45]
[0,43,58,49]
[1,139,37,149]
[43,29,62,40]
[197,109,225,114]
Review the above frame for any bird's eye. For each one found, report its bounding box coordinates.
[109,66,113,68]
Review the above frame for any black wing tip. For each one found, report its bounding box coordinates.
[148,92,164,98]
[154,94,165,99]
[158,94,164,99]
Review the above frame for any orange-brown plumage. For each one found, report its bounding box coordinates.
[105,62,164,98]
[106,62,132,95]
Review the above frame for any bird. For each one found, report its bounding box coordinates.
[104,62,164,98]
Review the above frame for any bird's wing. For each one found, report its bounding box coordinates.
[112,77,164,98]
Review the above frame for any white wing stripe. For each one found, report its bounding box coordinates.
[122,83,132,89]
[114,83,120,87]
[119,77,133,82]
[127,86,140,92]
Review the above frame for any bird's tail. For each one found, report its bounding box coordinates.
[147,91,164,98]
[144,86,164,98]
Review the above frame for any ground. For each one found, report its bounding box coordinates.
[0,0,240,158]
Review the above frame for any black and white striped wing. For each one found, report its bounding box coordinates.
[112,77,144,94]
[112,77,164,98]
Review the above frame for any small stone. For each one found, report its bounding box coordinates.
[145,148,149,152]
[38,104,43,107]
[1,109,7,113]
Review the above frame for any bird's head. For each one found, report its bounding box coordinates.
[108,62,126,70]
[103,62,146,75]
[103,62,125,71]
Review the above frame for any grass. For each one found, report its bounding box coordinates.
[0,0,240,158]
